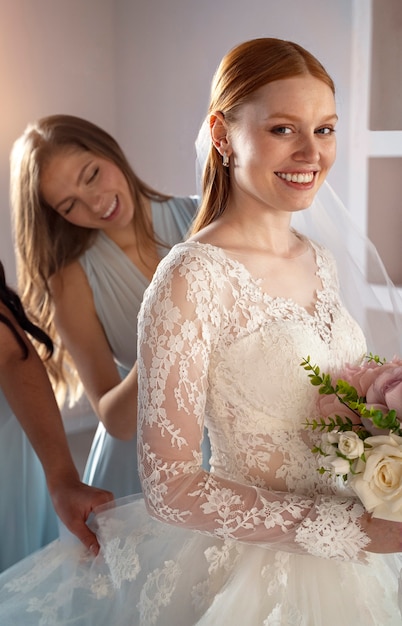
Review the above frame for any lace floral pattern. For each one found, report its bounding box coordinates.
[2,239,400,625]
[138,240,369,560]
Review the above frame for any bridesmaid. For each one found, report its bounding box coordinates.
[10,115,210,498]
[0,260,112,570]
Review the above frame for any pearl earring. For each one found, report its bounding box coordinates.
[222,152,229,167]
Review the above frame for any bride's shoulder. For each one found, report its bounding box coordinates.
[300,235,336,265]
[151,241,214,283]
[164,240,226,267]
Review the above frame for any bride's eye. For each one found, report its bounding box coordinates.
[315,126,336,135]
[272,126,292,135]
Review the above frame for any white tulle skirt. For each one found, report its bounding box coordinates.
[0,494,401,625]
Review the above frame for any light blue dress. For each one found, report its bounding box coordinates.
[0,389,59,571]
[80,196,210,498]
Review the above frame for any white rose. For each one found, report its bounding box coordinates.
[337,432,365,460]
[328,456,351,476]
[321,431,340,455]
[350,434,402,522]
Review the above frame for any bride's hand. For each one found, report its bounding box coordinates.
[360,512,402,553]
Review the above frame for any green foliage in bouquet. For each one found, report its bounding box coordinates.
[300,354,402,438]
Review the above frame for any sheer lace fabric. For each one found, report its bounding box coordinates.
[138,240,369,558]
[0,238,401,625]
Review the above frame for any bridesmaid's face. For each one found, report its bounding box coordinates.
[40,147,135,231]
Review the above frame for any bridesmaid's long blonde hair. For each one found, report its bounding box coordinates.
[11,114,171,402]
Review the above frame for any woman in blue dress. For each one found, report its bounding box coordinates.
[10,115,209,498]
[0,260,112,571]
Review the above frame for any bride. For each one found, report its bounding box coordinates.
[1,37,402,625]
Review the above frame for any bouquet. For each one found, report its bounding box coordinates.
[302,354,402,522]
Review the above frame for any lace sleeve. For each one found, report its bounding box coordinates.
[137,245,370,562]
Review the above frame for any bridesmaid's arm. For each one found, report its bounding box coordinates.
[50,261,138,440]
[98,361,138,435]
[0,304,113,554]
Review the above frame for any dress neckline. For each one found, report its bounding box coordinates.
[182,239,328,320]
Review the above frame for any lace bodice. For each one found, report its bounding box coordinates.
[138,239,370,560]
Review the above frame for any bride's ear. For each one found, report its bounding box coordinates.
[210,112,232,158]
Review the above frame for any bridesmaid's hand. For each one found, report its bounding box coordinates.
[49,477,114,555]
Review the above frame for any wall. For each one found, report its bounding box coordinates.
[114,0,353,201]
[0,0,355,286]
[0,0,116,283]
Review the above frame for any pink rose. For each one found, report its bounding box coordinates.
[317,393,359,424]
[341,360,384,397]
[319,357,402,434]
[366,365,402,417]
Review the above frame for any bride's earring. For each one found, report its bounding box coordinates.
[222,152,229,167]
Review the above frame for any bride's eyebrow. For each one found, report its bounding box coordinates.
[267,113,338,123]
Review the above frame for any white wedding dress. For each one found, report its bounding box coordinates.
[0,238,401,625]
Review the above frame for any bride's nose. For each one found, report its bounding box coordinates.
[293,134,320,163]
